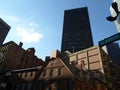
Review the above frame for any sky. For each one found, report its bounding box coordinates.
[0,0,118,60]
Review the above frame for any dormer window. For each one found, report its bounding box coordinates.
[58,68,62,76]
[51,60,56,66]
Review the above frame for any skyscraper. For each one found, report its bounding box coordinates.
[0,18,11,46]
[102,43,120,65]
[61,7,94,53]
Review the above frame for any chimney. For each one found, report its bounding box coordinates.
[19,42,23,47]
[50,50,61,58]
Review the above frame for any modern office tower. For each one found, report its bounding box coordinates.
[102,43,120,65]
[110,0,120,32]
[61,7,94,53]
[0,18,11,46]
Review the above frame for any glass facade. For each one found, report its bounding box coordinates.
[61,7,94,53]
[0,18,10,46]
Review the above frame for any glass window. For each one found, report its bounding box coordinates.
[43,70,46,77]
[80,84,82,90]
[66,82,70,90]
[25,73,27,77]
[51,60,56,66]
[21,57,24,62]
[58,68,61,76]
[50,69,53,76]
[81,60,85,67]
[30,72,33,77]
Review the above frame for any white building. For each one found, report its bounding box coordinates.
[110,0,120,32]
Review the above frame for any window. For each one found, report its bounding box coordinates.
[30,72,33,77]
[66,82,70,90]
[20,57,24,62]
[43,70,46,77]
[58,68,61,76]
[80,84,82,90]
[51,60,56,66]
[50,69,53,76]
[81,60,85,68]
[25,73,27,77]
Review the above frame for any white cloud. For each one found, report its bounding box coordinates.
[16,27,43,43]
[8,16,18,22]
[29,22,38,27]
[7,16,43,43]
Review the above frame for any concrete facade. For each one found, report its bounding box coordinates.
[69,46,120,89]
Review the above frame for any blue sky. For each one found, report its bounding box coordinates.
[0,0,118,60]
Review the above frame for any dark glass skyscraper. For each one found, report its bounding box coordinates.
[0,18,11,46]
[102,43,120,65]
[61,7,94,53]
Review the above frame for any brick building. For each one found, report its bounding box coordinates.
[5,55,107,90]
[35,57,107,90]
[1,43,119,89]
[0,41,44,73]
[19,48,44,69]
[0,49,108,90]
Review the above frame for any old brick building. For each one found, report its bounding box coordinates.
[5,54,107,90]
[0,41,44,72]
[35,57,107,90]
[0,41,24,72]
[1,44,120,89]
[19,48,44,69]
[0,48,108,90]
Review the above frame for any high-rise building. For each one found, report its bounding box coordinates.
[102,43,120,65]
[0,18,11,46]
[110,0,120,32]
[61,7,94,53]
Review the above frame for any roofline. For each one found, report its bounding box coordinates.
[12,66,41,73]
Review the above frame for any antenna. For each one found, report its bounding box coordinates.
[72,46,74,53]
